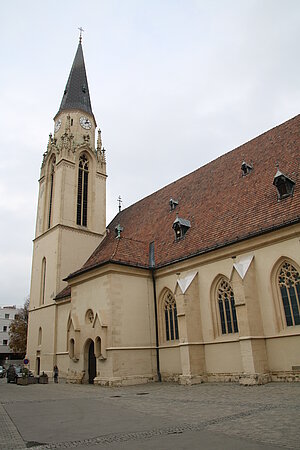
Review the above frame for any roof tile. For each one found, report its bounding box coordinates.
[68,114,300,279]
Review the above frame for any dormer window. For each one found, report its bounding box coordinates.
[169,198,178,211]
[273,169,295,200]
[241,161,253,176]
[172,216,191,241]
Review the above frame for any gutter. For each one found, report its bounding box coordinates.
[149,242,161,382]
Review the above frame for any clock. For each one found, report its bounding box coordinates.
[54,119,62,132]
[79,116,92,130]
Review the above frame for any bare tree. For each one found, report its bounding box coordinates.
[9,297,29,357]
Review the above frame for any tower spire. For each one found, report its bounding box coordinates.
[57,36,94,120]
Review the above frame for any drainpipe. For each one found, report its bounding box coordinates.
[149,242,161,382]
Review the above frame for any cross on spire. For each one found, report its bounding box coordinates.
[117,196,122,212]
[78,27,84,43]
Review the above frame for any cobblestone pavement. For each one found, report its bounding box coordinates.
[0,379,299,449]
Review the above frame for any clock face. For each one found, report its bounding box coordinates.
[79,116,92,130]
[54,119,62,132]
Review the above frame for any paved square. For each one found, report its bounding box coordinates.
[0,379,299,449]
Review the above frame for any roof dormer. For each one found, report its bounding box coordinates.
[172,215,191,241]
[273,169,295,200]
[241,161,253,176]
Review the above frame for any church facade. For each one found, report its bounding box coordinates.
[27,39,300,386]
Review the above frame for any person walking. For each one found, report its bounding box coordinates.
[53,365,59,383]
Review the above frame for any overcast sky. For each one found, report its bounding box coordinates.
[0,0,299,307]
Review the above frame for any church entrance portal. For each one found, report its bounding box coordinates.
[88,340,96,384]
[36,357,40,376]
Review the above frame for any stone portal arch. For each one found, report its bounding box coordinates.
[84,339,96,384]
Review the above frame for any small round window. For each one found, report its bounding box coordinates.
[85,309,94,324]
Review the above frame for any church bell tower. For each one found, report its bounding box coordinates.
[27,36,106,373]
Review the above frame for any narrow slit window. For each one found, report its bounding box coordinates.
[40,258,46,305]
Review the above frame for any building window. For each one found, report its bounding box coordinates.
[4,314,9,319]
[38,327,42,346]
[241,161,253,176]
[278,261,300,326]
[3,340,8,345]
[40,258,46,305]
[77,154,89,226]
[69,338,75,359]
[48,157,55,229]
[169,198,178,211]
[172,216,191,241]
[95,336,101,358]
[273,169,295,200]
[163,291,179,341]
[3,326,7,332]
[85,309,94,324]
[217,279,238,334]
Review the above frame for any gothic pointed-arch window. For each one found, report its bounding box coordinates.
[40,257,46,305]
[278,261,300,327]
[77,154,89,226]
[48,157,55,229]
[217,279,238,334]
[163,291,179,341]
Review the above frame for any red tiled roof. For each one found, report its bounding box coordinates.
[55,285,71,301]
[67,114,300,280]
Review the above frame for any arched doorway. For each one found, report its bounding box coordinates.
[88,340,96,384]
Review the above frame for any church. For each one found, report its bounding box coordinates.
[27,38,300,386]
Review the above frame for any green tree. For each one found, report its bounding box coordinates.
[9,297,29,357]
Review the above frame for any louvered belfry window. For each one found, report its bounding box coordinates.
[278,262,300,326]
[217,279,238,334]
[77,155,89,226]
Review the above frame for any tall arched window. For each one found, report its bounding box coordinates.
[163,291,179,341]
[48,157,55,229]
[77,154,89,226]
[217,279,238,334]
[278,261,300,327]
[40,258,46,305]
